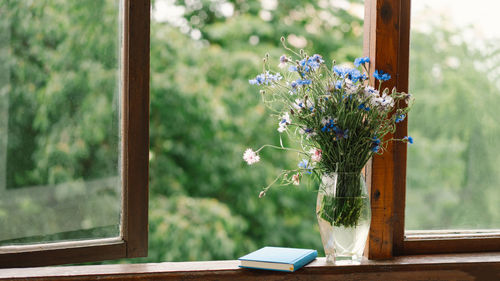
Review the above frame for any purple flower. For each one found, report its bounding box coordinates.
[278,55,289,68]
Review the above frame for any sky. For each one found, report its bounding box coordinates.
[412,0,500,39]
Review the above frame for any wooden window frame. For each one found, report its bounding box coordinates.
[364,0,500,259]
[2,0,498,270]
[0,0,150,268]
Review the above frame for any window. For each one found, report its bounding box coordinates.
[0,0,497,271]
[364,0,500,258]
[0,0,150,268]
[406,1,500,233]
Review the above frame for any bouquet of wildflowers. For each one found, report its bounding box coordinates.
[244,37,413,227]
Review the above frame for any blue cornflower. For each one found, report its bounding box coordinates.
[300,127,316,139]
[297,79,312,86]
[321,118,336,132]
[298,159,313,174]
[373,70,391,81]
[358,103,370,111]
[297,54,324,73]
[333,66,365,83]
[289,65,298,72]
[371,137,381,152]
[333,65,351,78]
[395,114,406,123]
[249,71,282,85]
[335,81,342,89]
[349,68,364,83]
[403,136,414,144]
[334,128,349,140]
[354,56,370,67]
[310,54,324,64]
[299,59,311,72]
[308,54,324,70]
[249,73,265,85]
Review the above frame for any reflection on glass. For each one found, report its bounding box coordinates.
[0,0,122,246]
[406,0,500,231]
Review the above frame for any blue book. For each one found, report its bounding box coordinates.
[238,246,318,272]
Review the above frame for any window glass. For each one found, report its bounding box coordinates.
[140,0,365,262]
[406,0,500,231]
[0,0,122,246]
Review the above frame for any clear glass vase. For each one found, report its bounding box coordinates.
[316,172,371,264]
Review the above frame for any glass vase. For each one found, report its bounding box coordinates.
[316,172,371,264]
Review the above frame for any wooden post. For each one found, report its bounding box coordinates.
[363,0,411,259]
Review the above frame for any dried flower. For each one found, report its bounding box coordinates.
[292,173,300,185]
[278,55,289,68]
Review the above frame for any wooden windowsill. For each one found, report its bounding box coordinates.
[1,252,499,280]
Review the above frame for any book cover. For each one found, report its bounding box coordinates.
[238,246,318,272]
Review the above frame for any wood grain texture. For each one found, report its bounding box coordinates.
[1,253,499,281]
[364,0,410,260]
[403,237,500,255]
[121,0,150,258]
[0,241,126,268]
[392,0,411,256]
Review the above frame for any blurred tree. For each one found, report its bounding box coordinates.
[406,22,500,230]
[3,0,498,262]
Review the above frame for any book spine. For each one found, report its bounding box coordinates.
[292,250,318,272]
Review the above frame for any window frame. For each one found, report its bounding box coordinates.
[0,0,150,268]
[364,0,500,259]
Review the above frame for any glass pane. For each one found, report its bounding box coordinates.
[406,0,500,231]
[127,0,366,263]
[0,0,122,246]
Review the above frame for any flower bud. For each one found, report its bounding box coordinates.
[259,191,266,198]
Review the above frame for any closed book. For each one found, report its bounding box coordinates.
[238,246,318,272]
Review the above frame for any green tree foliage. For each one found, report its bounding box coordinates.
[143,0,364,261]
[406,22,500,230]
[2,0,498,263]
[0,0,121,245]
[4,0,120,188]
